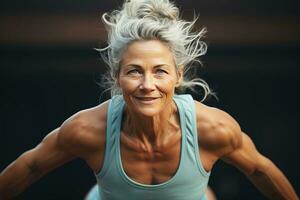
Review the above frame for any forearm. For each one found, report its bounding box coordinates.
[0,152,43,199]
[247,158,299,200]
[0,127,80,199]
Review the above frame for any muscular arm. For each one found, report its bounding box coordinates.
[0,128,75,199]
[195,101,298,199]
[223,132,299,200]
[0,102,108,199]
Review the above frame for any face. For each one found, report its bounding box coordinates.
[118,40,182,117]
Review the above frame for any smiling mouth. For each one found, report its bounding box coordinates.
[134,96,160,103]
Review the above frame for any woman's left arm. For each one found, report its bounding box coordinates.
[195,101,298,199]
[222,130,299,200]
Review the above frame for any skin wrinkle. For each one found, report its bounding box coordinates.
[116,39,184,185]
[100,0,210,98]
[122,104,180,151]
[1,2,298,195]
[118,40,181,144]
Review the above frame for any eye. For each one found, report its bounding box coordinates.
[155,69,168,75]
[127,69,142,76]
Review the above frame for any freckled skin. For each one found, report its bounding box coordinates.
[0,40,298,200]
[118,40,181,118]
[118,40,184,184]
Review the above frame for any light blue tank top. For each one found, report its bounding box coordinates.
[93,94,210,200]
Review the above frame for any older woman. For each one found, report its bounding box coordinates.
[0,0,298,200]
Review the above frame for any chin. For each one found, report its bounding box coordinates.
[134,107,163,117]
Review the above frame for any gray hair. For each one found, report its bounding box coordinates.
[97,0,214,101]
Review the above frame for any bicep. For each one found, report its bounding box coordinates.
[221,132,269,175]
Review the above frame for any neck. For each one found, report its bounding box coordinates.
[122,102,180,147]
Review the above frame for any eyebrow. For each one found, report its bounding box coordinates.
[124,64,171,69]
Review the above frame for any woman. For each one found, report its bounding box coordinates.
[0,0,298,199]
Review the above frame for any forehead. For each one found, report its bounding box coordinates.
[121,40,175,66]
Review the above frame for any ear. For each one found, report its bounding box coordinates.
[175,66,183,87]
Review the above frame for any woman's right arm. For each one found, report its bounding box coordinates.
[0,127,75,199]
[0,101,109,199]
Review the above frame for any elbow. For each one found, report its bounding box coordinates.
[248,155,272,178]
[0,152,41,199]
[20,150,44,179]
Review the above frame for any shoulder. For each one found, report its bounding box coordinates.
[57,100,110,158]
[194,100,242,157]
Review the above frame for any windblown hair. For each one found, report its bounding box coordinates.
[97,0,214,101]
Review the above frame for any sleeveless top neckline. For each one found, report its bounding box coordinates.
[116,97,186,188]
[95,94,210,200]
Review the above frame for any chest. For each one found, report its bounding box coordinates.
[120,132,182,185]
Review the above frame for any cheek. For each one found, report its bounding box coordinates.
[118,78,139,93]
[156,77,178,93]
[118,75,178,95]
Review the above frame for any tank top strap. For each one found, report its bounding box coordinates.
[173,94,210,177]
[96,95,124,178]
[95,95,210,200]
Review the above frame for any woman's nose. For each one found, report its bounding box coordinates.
[139,74,155,91]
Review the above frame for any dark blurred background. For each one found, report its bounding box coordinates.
[0,0,299,199]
